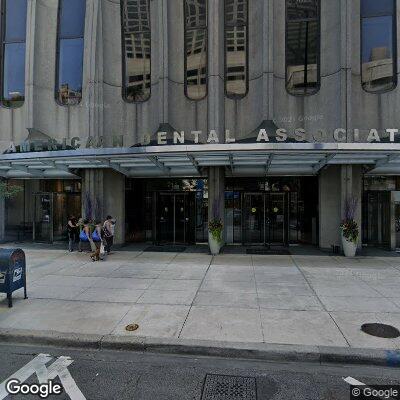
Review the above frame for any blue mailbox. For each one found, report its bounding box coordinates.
[0,248,27,308]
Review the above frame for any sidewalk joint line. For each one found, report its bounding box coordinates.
[177,254,214,339]
[291,254,352,348]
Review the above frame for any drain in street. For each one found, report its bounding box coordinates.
[201,374,257,400]
[361,323,400,338]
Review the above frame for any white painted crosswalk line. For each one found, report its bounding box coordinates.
[0,353,86,400]
[343,376,367,386]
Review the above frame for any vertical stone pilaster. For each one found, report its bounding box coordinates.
[158,0,169,123]
[0,195,5,243]
[208,167,225,243]
[24,0,37,130]
[263,0,273,120]
[84,0,104,140]
[340,0,352,139]
[207,0,225,141]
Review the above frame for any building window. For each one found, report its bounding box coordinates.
[361,0,397,93]
[55,0,86,106]
[121,0,151,102]
[184,0,207,100]
[285,0,320,96]
[1,0,27,108]
[225,0,248,98]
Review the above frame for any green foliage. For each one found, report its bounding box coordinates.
[0,182,23,199]
[340,219,359,243]
[208,219,223,243]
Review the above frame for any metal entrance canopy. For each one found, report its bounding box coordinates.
[1,143,400,178]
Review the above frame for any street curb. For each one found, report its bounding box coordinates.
[0,328,399,368]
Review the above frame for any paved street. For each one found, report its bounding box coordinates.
[1,247,400,349]
[0,343,399,399]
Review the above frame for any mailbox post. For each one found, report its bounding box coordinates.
[0,248,27,308]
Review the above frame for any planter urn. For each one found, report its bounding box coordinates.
[341,234,357,257]
[209,232,222,255]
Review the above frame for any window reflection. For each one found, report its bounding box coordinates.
[1,0,27,108]
[56,0,86,106]
[185,0,207,100]
[225,0,248,98]
[121,0,151,102]
[361,0,396,93]
[286,0,320,96]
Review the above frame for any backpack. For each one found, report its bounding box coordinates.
[79,229,89,242]
[102,226,112,238]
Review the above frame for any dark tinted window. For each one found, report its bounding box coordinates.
[59,0,86,37]
[56,0,86,105]
[1,0,27,108]
[361,0,396,93]
[184,0,207,100]
[4,0,27,41]
[121,0,151,102]
[225,0,248,98]
[361,0,394,17]
[286,0,320,96]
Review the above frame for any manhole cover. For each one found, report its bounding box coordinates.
[361,323,400,338]
[125,323,139,332]
[201,374,257,400]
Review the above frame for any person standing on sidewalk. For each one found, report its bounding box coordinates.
[103,216,115,254]
[91,221,103,261]
[67,215,78,252]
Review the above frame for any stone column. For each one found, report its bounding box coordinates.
[319,165,363,251]
[340,165,362,249]
[319,166,342,250]
[208,167,225,243]
[81,169,125,245]
[81,169,104,221]
[102,170,125,245]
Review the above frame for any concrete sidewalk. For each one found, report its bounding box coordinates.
[1,247,400,359]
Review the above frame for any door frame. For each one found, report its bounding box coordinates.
[242,192,288,246]
[155,191,194,245]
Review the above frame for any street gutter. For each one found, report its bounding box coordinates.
[0,328,399,368]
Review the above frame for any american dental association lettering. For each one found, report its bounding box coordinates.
[4,128,400,153]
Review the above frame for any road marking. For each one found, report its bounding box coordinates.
[0,353,86,400]
[343,376,367,386]
[343,377,397,400]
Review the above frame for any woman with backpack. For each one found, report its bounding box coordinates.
[91,221,103,261]
[103,216,115,254]
[79,219,92,255]
[67,215,78,252]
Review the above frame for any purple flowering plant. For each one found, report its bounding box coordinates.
[340,197,359,243]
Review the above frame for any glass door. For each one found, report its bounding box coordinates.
[363,191,391,247]
[33,193,53,243]
[157,193,195,244]
[175,194,186,243]
[243,193,265,245]
[266,193,286,245]
[157,193,175,243]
